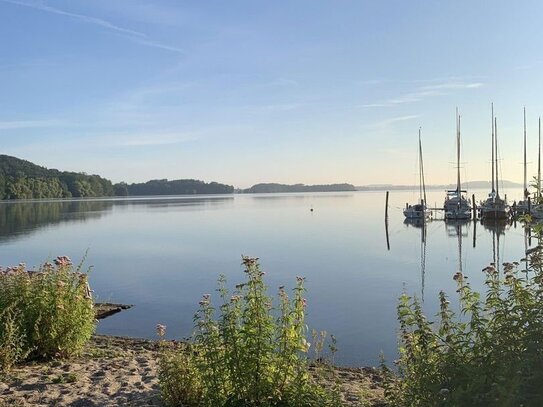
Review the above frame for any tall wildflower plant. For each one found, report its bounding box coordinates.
[158,256,342,407]
[386,244,543,406]
[0,257,95,370]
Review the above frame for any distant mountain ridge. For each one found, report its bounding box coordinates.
[357,180,523,191]
[242,183,356,193]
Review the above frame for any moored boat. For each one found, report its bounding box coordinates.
[403,128,432,220]
[444,109,472,220]
[480,104,511,220]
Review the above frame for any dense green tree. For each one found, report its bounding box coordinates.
[113,182,129,196]
[125,179,234,196]
[0,155,233,200]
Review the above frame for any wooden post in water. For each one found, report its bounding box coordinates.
[473,218,477,248]
[385,191,390,251]
[385,191,389,219]
[472,194,476,219]
[528,196,531,214]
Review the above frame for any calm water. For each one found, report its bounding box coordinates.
[0,189,531,366]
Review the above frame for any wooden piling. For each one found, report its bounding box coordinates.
[528,196,532,214]
[385,191,390,251]
[473,218,477,248]
[472,194,477,219]
[385,191,389,219]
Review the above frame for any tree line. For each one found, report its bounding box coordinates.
[0,155,234,200]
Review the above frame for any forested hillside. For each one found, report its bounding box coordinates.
[0,155,114,199]
[0,155,234,199]
[119,179,234,196]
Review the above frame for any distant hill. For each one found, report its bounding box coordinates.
[357,180,523,191]
[118,179,234,196]
[0,155,114,199]
[0,155,234,200]
[243,183,356,194]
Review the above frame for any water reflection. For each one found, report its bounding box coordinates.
[446,221,469,279]
[0,190,535,366]
[0,200,114,243]
[0,196,234,243]
[403,218,428,300]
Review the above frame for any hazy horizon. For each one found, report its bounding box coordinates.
[2,1,543,188]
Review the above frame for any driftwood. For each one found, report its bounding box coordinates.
[94,303,133,320]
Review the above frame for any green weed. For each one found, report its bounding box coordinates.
[385,249,543,406]
[0,256,95,371]
[158,256,343,407]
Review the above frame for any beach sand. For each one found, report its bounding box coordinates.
[0,335,385,407]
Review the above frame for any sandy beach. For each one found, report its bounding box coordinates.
[0,335,385,407]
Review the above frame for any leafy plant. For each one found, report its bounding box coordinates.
[0,304,30,371]
[386,250,543,406]
[0,256,95,370]
[158,256,342,407]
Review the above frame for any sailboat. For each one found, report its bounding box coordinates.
[403,129,432,220]
[516,107,530,215]
[404,129,431,220]
[480,104,511,220]
[444,109,471,220]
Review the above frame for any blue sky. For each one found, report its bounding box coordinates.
[2,0,543,188]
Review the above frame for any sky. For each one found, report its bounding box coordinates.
[2,0,543,188]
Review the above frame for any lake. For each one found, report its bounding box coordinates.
[0,189,531,366]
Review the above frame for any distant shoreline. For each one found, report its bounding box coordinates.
[356,180,523,192]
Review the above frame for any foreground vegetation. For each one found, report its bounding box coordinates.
[0,257,95,371]
[383,225,543,406]
[2,235,543,406]
[158,256,343,407]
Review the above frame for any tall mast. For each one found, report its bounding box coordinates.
[419,128,427,206]
[456,108,461,194]
[539,117,541,199]
[524,107,528,198]
[418,128,423,204]
[491,103,495,194]
[495,117,499,197]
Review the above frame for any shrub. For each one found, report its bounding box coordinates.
[385,249,543,406]
[0,305,29,371]
[0,257,95,370]
[158,256,342,407]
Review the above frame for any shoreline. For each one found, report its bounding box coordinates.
[0,334,386,407]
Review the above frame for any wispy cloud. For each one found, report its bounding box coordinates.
[2,0,145,36]
[367,114,421,129]
[1,0,183,53]
[356,79,389,86]
[244,103,302,113]
[360,80,484,108]
[385,115,421,123]
[111,133,198,147]
[0,119,64,130]
[421,82,483,91]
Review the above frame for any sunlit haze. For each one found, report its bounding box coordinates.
[2,0,543,188]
